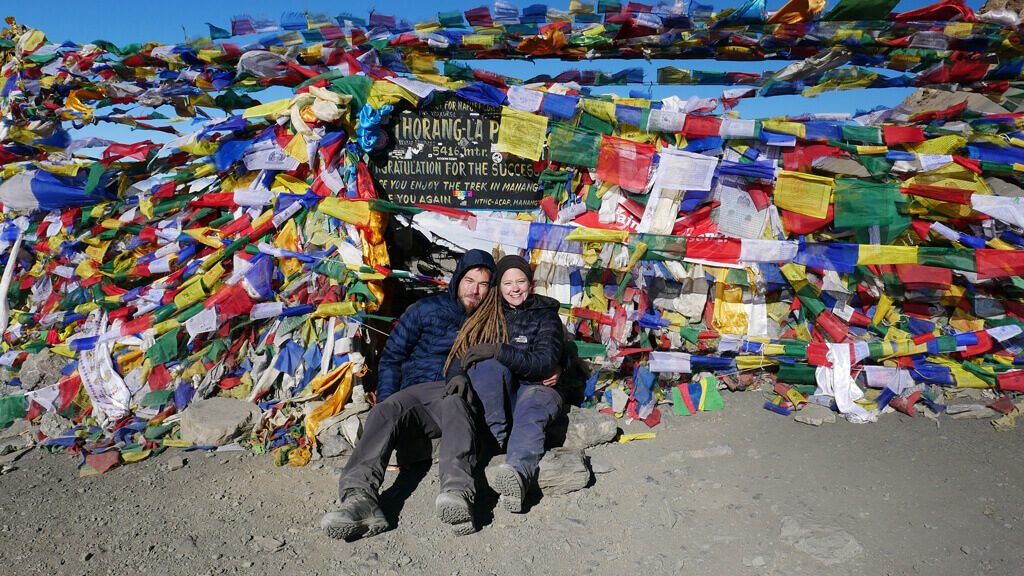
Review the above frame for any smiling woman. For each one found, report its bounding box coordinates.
[441,254,567,512]
[500,267,530,307]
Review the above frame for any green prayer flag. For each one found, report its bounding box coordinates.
[824,0,900,21]
[841,125,883,145]
[548,122,601,167]
[776,363,818,385]
[671,385,690,416]
[140,390,174,408]
[701,377,725,411]
[146,328,180,365]
[0,395,27,429]
[834,179,903,228]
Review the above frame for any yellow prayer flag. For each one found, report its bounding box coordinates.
[905,162,990,195]
[242,98,293,119]
[856,245,918,265]
[120,450,152,464]
[712,284,748,335]
[873,293,893,325]
[581,99,616,124]
[179,138,219,156]
[274,219,302,278]
[767,0,826,23]
[564,227,629,243]
[250,208,275,233]
[318,198,371,226]
[761,120,806,138]
[272,173,311,194]
[368,81,419,108]
[74,255,99,279]
[773,171,833,219]
[313,301,358,318]
[203,263,226,288]
[496,107,548,161]
[192,163,215,179]
[305,363,359,443]
[905,135,966,155]
[462,34,495,47]
[282,134,309,163]
[736,356,779,370]
[174,278,207,309]
[153,319,180,335]
[183,228,225,249]
[618,433,656,443]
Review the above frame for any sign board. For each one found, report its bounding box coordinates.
[370,98,541,210]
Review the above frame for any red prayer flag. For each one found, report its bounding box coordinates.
[596,135,655,191]
[882,126,925,146]
[976,249,1024,279]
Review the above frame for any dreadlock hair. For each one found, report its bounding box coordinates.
[444,288,508,373]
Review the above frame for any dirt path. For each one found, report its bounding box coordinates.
[1,390,1022,576]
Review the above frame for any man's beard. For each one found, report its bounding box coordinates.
[461,297,481,314]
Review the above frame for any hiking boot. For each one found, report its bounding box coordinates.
[492,463,526,514]
[435,491,476,536]
[320,489,388,540]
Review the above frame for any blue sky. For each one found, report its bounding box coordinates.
[8,0,982,141]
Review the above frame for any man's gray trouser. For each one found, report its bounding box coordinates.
[338,380,477,498]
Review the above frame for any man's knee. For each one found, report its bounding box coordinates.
[366,392,411,425]
[439,393,472,416]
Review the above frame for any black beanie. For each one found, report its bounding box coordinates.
[493,255,533,285]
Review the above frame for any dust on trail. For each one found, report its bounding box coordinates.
[2,390,1023,576]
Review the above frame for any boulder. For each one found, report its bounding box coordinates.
[981,0,1023,14]
[561,406,618,449]
[897,88,1007,118]
[39,412,73,438]
[316,421,353,459]
[794,403,838,426]
[537,448,591,495]
[179,397,261,446]
[811,156,871,178]
[18,349,68,391]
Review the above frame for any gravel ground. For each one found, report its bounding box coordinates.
[1,389,1022,576]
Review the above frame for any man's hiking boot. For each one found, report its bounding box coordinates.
[320,489,388,540]
[435,491,476,536]
[492,463,526,513]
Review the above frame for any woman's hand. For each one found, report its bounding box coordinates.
[542,367,562,387]
[462,343,501,368]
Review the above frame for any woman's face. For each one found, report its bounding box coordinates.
[499,268,531,307]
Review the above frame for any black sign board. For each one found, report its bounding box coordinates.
[370,98,541,210]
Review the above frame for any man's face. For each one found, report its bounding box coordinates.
[457,267,491,313]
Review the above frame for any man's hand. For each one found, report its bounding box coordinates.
[444,375,470,399]
[542,367,562,387]
[462,343,501,368]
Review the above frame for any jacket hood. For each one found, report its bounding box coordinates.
[449,249,496,300]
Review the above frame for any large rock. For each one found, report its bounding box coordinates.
[316,425,352,459]
[811,156,870,178]
[794,403,837,426]
[537,448,591,495]
[897,88,1007,118]
[985,177,1024,198]
[982,0,1023,15]
[561,406,618,449]
[179,397,261,446]
[18,349,68,391]
[39,412,73,438]
[315,416,360,458]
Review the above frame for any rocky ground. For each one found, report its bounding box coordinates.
[1,388,1022,576]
